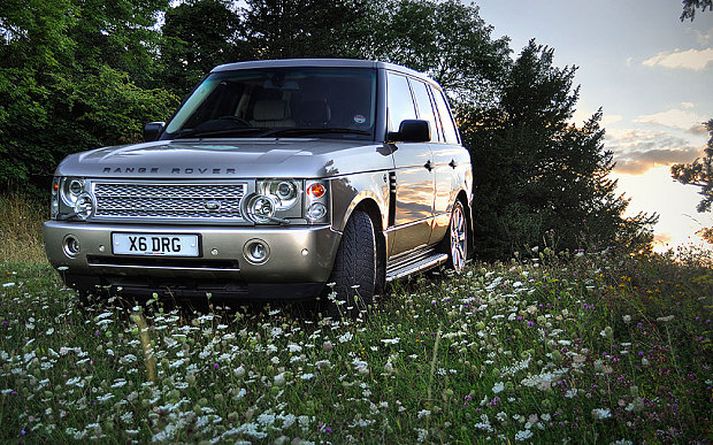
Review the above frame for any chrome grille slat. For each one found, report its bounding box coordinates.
[92,182,247,222]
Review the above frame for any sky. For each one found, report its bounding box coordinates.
[476,0,713,251]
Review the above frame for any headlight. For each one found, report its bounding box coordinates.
[61,178,86,206]
[247,179,329,224]
[257,179,301,211]
[51,177,94,221]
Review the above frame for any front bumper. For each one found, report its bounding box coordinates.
[43,221,342,298]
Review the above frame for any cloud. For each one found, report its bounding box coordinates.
[688,122,709,135]
[693,27,713,45]
[634,106,706,131]
[642,48,713,71]
[653,232,672,246]
[606,129,702,174]
[601,114,624,126]
[613,148,700,174]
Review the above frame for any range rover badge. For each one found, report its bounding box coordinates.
[204,200,222,211]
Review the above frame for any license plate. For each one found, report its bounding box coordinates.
[112,233,200,257]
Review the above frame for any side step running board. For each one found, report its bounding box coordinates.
[386,253,449,282]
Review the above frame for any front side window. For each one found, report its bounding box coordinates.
[431,87,459,144]
[163,67,377,140]
[386,73,417,132]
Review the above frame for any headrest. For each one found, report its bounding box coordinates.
[295,100,331,125]
[253,99,288,121]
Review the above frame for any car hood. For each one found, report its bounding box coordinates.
[55,138,394,179]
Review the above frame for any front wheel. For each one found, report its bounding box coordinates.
[447,201,468,272]
[323,211,377,318]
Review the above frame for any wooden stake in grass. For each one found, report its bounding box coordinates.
[130,312,157,383]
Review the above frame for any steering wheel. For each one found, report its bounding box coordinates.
[217,115,252,127]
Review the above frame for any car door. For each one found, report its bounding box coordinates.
[386,72,435,256]
[428,85,465,245]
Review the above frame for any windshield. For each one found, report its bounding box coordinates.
[163,67,377,140]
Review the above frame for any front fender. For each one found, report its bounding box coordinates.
[330,171,390,233]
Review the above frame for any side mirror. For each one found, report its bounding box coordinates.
[388,119,430,143]
[143,122,165,142]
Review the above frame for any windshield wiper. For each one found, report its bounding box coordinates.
[258,127,372,138]
[171,127,266,140]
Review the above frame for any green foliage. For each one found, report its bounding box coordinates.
[671,120,713,213]
[0,194,45,262]
[373,0,511,107]
[680,0,713,21]
[161,0,247,95]
[0,0,178,188]
[241,0,375,59]
[671,119,713,243]
[0,249,710,442]
[0,0,657,254]
[462,41,657,258]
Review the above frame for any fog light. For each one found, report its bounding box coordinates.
[306,202,327,221]
[243,239,270,264]
[63,235,80,258]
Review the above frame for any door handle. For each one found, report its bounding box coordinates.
[449,159,458,169]
[424,160,434,171]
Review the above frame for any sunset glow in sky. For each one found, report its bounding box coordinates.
[478,0,713,251]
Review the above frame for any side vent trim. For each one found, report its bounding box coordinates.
[388,171,397,227]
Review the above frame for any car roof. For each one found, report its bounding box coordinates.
[211,58,440,88]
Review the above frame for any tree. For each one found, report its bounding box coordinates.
[0,0,178,188]
[462,41,656,258]
[241,0,375,59]
[671,120,713,243]
[680,0,713,21]
[161,0,248,95]
[373,0,511,108]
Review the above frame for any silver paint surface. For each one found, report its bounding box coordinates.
[44,60,474,296]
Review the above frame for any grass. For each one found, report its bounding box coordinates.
[0,194,45,263]
[0,243,711,443]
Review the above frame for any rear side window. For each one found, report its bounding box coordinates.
[387,73,417,132]
[432,87,459,144]
[410,79,439,142]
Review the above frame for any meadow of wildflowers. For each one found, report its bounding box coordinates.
[0,249,711,443]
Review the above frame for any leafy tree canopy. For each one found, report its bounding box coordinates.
[680,0,713,21]
[0,0,658,256]
[671,120,713,243]
[161,0,247,94]
[462,41,657,257]
[371,0,511,108]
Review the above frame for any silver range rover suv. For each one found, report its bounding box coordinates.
[43,59,473,310]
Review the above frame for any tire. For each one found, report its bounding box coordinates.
[324,210,377,318]
[446,201,468,272]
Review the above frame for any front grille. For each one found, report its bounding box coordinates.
[92,181,248,222]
